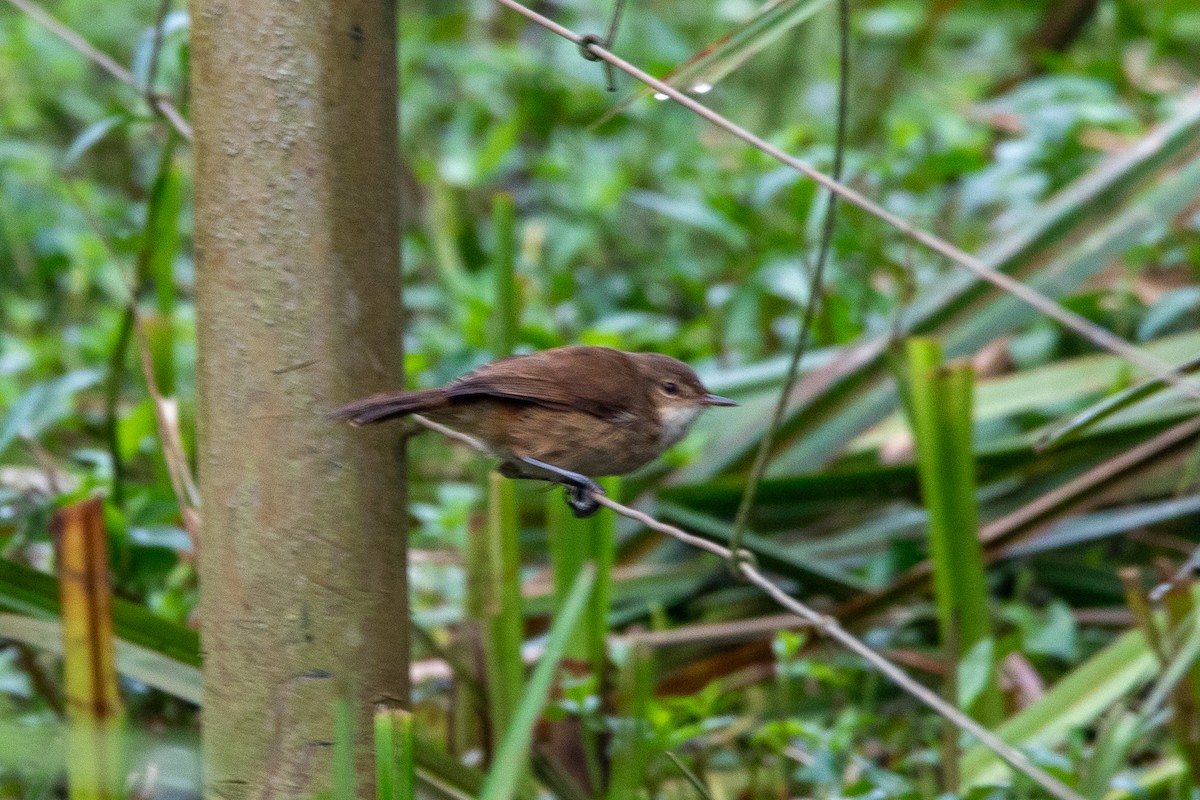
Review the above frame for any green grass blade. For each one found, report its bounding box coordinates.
[668,329,1200,526]
[546,484,617,798]
[0,605,505,800]
[138,130,184,395]
[415,736,534,800]
[1154,580,1200,782]
[1037,353,1200,451]
[1002,494,1200,559]
[1101,755,1186,800]
[1079,709,1140,799]
[847,329,1200,455]
[427,177,473,305]
[589,476,617,677]
[1078,606,1200,796]
[547,492,590,661]
[480,566,596,800]
[1135,608,1200,731]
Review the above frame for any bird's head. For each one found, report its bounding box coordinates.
[630,352,737,446]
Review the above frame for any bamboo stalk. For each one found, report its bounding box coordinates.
[468,473,526,752]
[53,497,124,800]
[546,477,617,792]
[332,692,356,800]
[480,567,596,800]
[546,496,589,662]
[375,704,416,800]
[606,642,656,800]
[903,339,1001,725]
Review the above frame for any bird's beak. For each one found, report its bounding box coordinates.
[702,393,738,407]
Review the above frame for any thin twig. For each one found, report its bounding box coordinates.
[5,0,133,83]
[728,0,850,560]
[142,0,173,96]
[140,0,191,138]
[4,0,192,141]
[617,613,813,649]
[19,434,64,496]
[412,415,1085,800]
[665,751,716,800]
[133,323,201,501]
[490,0,1200,400]
[1150,546,1200,603]
[12,643,65,718]
[153,101,191,140]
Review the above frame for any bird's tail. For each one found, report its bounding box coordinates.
[328,388,449,426]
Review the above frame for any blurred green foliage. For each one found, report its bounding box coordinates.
[3,0,1200,797]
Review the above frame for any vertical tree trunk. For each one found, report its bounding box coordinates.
[190,2,407,797]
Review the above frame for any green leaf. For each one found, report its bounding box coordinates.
[61,115,130,169]
[0,612,200,704]
[655,502,870,597]
[1139,287,1200,341]
[628,190,747,248]
[961,628,1156,785]
[1035,350,1200,452]
[0,369,102,457]
[0,559,200,668]
[957,638,996,712]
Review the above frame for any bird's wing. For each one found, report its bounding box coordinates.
[445,346,645,420]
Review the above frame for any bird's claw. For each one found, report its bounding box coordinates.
[499,457,603,518]
[566,479,603,518]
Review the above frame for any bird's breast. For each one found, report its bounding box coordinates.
[657,404,706,448]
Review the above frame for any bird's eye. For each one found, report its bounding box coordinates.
[661,381,678,395]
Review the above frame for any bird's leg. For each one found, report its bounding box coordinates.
[503,456,604,518]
